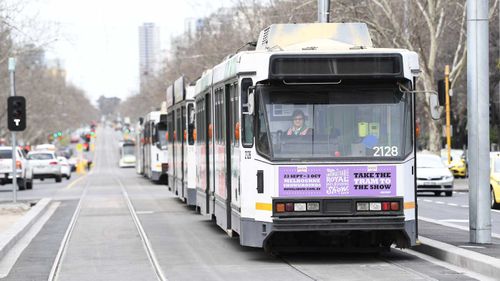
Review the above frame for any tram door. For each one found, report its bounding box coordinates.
[224,84,232,230]
[207,93,214,215]
[181,105,186,199]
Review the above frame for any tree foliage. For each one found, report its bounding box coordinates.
[119,0,499,151]
[0,1,98,145]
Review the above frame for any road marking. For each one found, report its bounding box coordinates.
[419,216,500,239]
[136,211,155,215]
[459,245,486,249]
[64,175,87,190]
[423,199,433,203]
[460,205,469,208]
[440,219,468,223]
[435,201,445,204]
[492,209,500,214]
[448,203,458,207]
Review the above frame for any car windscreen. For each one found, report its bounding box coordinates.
[0,150,12,159]
[29,153,54,160]
[417,156,444,168]
[495,158,500,173]
[122,144,135,156]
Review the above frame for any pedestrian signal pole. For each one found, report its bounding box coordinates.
[445,65,452,165]
[8,58,17,203]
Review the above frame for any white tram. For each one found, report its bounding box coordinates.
[141,109,168,183]
[178,23,421,250]
[166,77,197,205]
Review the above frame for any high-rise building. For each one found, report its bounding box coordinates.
[139,23,160,88]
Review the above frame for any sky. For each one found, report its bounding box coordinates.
[26,0,232,103]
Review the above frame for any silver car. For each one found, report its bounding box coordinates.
[417,153,454,196]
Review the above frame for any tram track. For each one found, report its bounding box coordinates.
[115,175,168,281]
[108,128,168,281]
[48,128,168,281]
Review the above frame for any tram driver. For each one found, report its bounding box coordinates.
[286,109,312,136]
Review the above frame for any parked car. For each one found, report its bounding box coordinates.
[27,150,62,182]
[490,152,500,209]
[440,149,468,178]
[0,146,33,190]
[417,152,454,196]
[57,156,72,180]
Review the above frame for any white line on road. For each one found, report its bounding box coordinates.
[492,209,500,214]
[448,203,458,207]
[435,201,445,204]
[136,211,155,215]
[440,219,468,223]
[424,199,433,203]
[460,205,469,208]
[419,216,500,239]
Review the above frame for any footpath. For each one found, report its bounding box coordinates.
[413,179,500,280]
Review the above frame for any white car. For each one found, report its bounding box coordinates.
[417,152,454,196]
[57,157,72,180]
[27,150,62,183]
[0,146,33,190]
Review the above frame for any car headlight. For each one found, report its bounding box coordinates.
[444,176,454,181]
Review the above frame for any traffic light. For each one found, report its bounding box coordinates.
[7,96,26,131]
[437,79,448,106]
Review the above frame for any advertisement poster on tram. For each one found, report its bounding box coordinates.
[278,165,396,197]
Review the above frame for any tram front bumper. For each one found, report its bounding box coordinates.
[272,215,405,232]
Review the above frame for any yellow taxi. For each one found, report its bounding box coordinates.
[441,149,467,178]
[491,152,500,209]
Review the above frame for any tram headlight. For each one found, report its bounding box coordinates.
[369,202,382,211]
[294,203,307,212]
[306,202,320,211]
[356,202,369,211]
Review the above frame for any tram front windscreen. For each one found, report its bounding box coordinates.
[255,83,413,161]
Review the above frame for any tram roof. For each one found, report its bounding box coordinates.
[194,23,420,96]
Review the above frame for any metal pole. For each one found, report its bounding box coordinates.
[318,0,330,23]
[467,0,491,243]
[8,58,17,204]
[445,65,452,164]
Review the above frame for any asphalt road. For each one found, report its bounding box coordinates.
[0,128,485,281]
[417,185,500,236]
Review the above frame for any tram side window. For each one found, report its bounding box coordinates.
[188,103,195,145]
[257,96,271,156]
[231,83,239,147]
[176,108,181,144]
[241,78,253,147]
[181,106,186,145]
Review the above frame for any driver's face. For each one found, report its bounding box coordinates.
[293,116,304,127]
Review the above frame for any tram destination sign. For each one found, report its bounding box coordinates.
[279,165,396,197]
